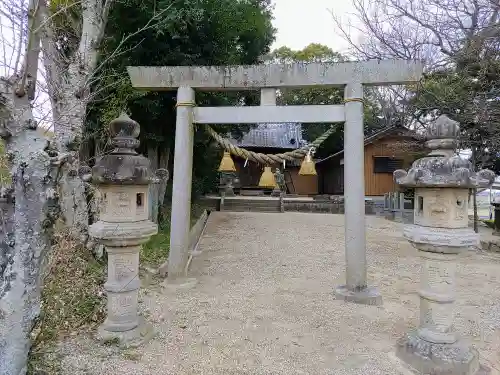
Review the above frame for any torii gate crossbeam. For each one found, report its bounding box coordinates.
[127,60,424,305]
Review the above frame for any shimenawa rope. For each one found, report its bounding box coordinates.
[205,124,336,165]
[176,100,355,165]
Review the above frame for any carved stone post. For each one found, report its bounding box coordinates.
[394,192,405,222]
[393,115,494,375]
[219,172,236,197]
[89,113,158,347]
[490,196,500,236]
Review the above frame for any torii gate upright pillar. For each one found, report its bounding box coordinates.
[168,86,195,278]
[127,60,424,291]
[333,82,382,305]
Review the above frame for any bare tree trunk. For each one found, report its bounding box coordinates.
[159,146,170,170]
[159,146,170,207]
[148,145,160,222]
[148,145,159,169]
[55,97,89,244]
[40,0,112,245]
[40,0,172,242]
[79,136,92,164]
[95,138,104,159]
[85,137,105,258]
[0,2,60,372]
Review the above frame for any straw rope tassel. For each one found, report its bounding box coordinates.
[299,149,317,176]
[218,151,236,172]
[258,166,277,188]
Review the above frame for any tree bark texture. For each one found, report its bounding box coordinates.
[148,145,159,222]
[41,0,112,244]
[158,147,170,208]
[471,147,479,233]
[0,78,60,375]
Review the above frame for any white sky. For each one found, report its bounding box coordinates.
[271,0,356,52]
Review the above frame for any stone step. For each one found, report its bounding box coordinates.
[223,203,280,209]
[223,207,280,213]
[223,199,279,205]
[222,207,281,212]
[224,202,280,208]
[221,199,281,212]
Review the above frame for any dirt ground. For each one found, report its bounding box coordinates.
[59,212,500,374]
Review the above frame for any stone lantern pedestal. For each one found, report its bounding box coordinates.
[393,115,495,375]
[219,172,236,197]
[89,113,158,348]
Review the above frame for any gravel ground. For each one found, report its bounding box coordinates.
[59,212,500,374]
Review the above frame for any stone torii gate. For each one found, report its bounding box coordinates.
[127,60,423,304]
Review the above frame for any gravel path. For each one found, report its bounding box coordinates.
[60,212,500,374]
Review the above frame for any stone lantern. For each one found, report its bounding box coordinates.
[89,113,158,347]
[393,115,494,375]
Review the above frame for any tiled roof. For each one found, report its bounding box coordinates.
[229,123,306,149]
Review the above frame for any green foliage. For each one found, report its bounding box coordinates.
[141,202,207,266]
[86,0,276,194]
[269,44,344,157]
[412,70,476,122]
[28,233,106,373]
[483,219,495,229]
[142,205,172,266]
[0,140,11,187]
[142,224,170,266]
[269,43,386,158]
[409,60,500,171]
[271,43,345,64]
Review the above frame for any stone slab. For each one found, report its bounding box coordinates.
[161,277,198,290]
[194,104,345,124]
[334,285,383,306]
[89,220,158,245]
[188,210,209,251]
[127,60,424,90]
[403,225,479,249]
[480,238,500,253]
[396,330,490,375]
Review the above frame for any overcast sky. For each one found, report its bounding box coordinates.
[271,0,356,52]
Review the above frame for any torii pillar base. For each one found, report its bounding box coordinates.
[334,285,382,306]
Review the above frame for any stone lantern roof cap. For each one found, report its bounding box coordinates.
[91,113,152,185]
[393,114,495,188]
[425,113,460,140]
